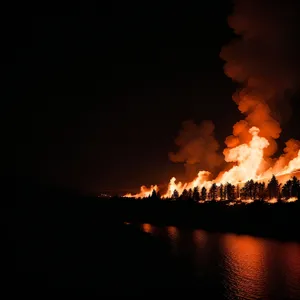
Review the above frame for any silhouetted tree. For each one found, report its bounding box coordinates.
[172,189,179,200]
[236,184,240,200]
[157,191,161,199]
[241,180,255,199]
[219,184,224,200]
[226,183,236,201]
[201,187,207,201]
[210,183,217,201]
[282,179,292,199]
[181,189,189,201]
[258,182,266,200]
[291,176,300,198]
[151,190,158,200]
[193,186,200,202]
[268,175,280,200]
[224,183,228,200]
[188,188,193,200]
[253,182,259,200]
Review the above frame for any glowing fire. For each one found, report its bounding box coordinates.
[124,126,300,198]
[124,185,158,198]
[267,198,278,204]
[219,127,269,184]
[286,197,298,203]
[241,199,254,204]
[123,1,300,199]
[276,151,300,177]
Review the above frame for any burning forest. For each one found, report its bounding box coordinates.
[124,0,300,200]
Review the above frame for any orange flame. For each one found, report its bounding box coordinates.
[124,185,158,198]
[125,126,300,198]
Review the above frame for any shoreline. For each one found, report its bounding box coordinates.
[114,199,300,243]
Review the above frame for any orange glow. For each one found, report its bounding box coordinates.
[124,122,300,199]
[222,234,267,299]
[277,150,300,176]
[167,226,179,240]
[241,199,254,204]
[219,127,268,184]
[125,125,300,199]
[283,243,300,299]
[193,229,208,249]
[142,223,153,234]
[158,127,271,198]
[267,198,277,204]
[123,0,300,201]
[124,185,158,198]
[286,197,298,203]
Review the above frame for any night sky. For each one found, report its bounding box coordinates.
[10,1,300,195]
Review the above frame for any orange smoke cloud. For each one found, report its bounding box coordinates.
[220,0,300,158]
[169,120,223,178]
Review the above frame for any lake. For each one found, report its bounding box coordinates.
[139,223,300,299]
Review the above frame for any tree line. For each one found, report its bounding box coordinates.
[147,175,300,202]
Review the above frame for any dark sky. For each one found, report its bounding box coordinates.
[10,1,300,195]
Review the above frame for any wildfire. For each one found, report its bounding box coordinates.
[162,126,264,197]
[241,199,254,204]
[125,126,300,198]
[124,185,158,199]
[286,197,298,203]
[124,126,300,199]
[267,198,278,204]
[122,1,300,200]
[218,127,269,184]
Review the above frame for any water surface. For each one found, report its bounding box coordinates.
[141,224,300,299]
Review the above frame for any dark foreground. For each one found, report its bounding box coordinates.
[116,198,300,242]
[9,188,300,292]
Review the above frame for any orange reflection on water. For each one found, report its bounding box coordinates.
[193,229,208,249]
[166,226,179,255]
[142,223,153,234]
[222,234,267,299]
[167,226,179,240]
[283,242,300,299]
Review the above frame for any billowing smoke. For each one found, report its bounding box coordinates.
[265,139,300,176]
[169,120,223,178]
[123,0,300,199]
[220,0,300,163]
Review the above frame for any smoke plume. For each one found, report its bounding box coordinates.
[169,120,223,178]
[220,0,300,162]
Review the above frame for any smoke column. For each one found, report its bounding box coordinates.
[220,0,300,171]
[169,120,223,179]
[124,0,300,198]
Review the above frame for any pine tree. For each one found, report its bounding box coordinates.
[224,183,228,200]
[268,175,280,200]
[188,188,193,200]
[291,176,300,198]
[226,183,236,201]
[236,184,240,200]
[151,189,157,199]
[282,179,292,199]
[253,182,259,200]
[210,183,218,201]
[201,187,207,201]
[172,189,179,200]
[181,189,189,201]
[242,180,255,199]
[219,184,224,200]
[193,186,200,202]
[258,182,266,200]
